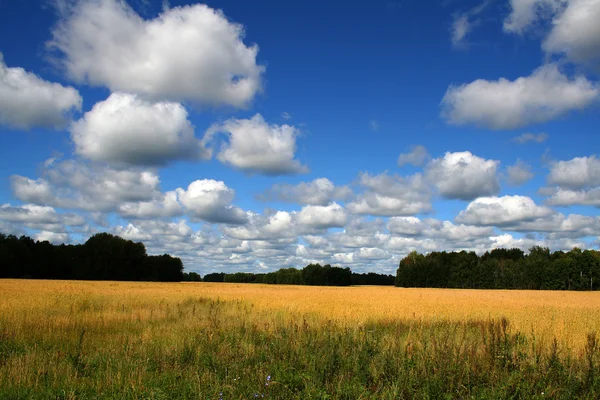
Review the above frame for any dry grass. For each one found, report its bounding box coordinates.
[2,279,599,350]
[2,279,600,398]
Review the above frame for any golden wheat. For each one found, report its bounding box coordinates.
[1,279,598,350]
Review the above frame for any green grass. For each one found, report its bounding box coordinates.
[1,296,600,399]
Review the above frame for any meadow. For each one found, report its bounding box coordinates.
[1,279,600,399]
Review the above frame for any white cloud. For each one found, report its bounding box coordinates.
[176,179,247,224]
[118,190,182,219]
[509,213,600,235]
[456,195,555,226]
[548,155,600,189]
[450,1,490,48]
[114,223,153,242]
[387,216,494,241]
[35,231,70,244]
[50,0,263,106]
[10,159,161,212]
[223,211,297,241]
[426,151,500,200]
[428,220,495,240]
[0,203,85,233]
[451,15,471,48]
[71,93,208,166]
[355,247,390,261]
[543,0,600,67]
[397,145,430,167]
[507,160,534,186]
[204,114,308,175]
[489,233,585,253]
[347,172,432,216]
[512,132,549,143]
[0,53,81,129]
[544,155,600,208]
[441,64,598,129]
[297,203,348,229]
[260,178,351,205]
[387,216,425,236]
[504,0,600,68]
[545,188,600,207]
[114,220,195,248]
[503,0,563,34]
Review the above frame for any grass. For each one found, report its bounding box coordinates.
[1,279,600,399]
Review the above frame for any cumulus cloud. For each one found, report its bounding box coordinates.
[426,220,496,240]
[115,219,194,245]
[387,216,494,241]
[297,203,348,229]
[387,217,426,236]
[543,155,600,207]
[176,179,247,224]
[50,0,264,106]
[547,155,600,189]
[10,159,161,212]
[0,203,85,233]
[259,178,351,205]
[347,172,432,216]
[71,93,208,166]
[456,195,555,226]
[117,190,182,219]
[489,233,585,253]
[223,211,297,241]
[509,213,600,236]
[35,231,70,244]
[543,0,600,68]
[0,53,81,129]
[426,151,500,200]
[397,145,430,167]
[504,0,600,68]
[512,132,549,143]
[204,114,308,175]
[507,160,534,186]
[441,64,598,129]
[503,0,564,34]
[10,158,247,223]
[546,188,600,207]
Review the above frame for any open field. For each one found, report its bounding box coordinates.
[2,279,600,398]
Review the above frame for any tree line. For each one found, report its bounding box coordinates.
[202,264,395,286]
[396,247,600,290]
[0,232,183,282]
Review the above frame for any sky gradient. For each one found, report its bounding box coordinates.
[0,0,599,275]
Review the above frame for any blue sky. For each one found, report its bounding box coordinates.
[0,0,599,275]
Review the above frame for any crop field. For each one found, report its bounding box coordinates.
[2,279,600,399]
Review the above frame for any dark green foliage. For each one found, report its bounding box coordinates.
[202,272,225,282]
[224,272,257,283]
[396,247,600,290]
[216,264,353,286]
[181,272,201,281]
[351,272,395,285]
[0,232,183,282]
[301,264,352,286]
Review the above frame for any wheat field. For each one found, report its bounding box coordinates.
[2,279,600,398]
[2,279,597,347]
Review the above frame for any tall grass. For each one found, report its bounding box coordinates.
[1,280,599,398]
